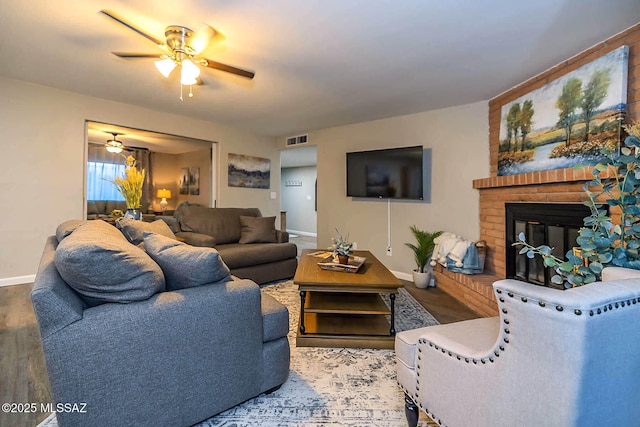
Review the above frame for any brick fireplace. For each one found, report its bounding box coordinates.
[433,23,640,317]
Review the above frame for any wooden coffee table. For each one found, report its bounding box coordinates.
[293,249,403,349]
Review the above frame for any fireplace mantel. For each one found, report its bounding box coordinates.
[472,165,611,190]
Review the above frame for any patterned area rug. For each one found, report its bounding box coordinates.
[39,281,439,427]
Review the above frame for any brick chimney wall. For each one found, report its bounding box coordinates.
[434,23,640,317]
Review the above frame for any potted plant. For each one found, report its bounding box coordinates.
[515,121,640,287]
[405,226,442,288]
[330,229,353,265]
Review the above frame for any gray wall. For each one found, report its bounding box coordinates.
[279,100,489,277]
[0,77,279,283]
[280,166,317,235]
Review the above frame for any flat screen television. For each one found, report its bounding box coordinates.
[346,145,423,200]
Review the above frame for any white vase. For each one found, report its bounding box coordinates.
[124,208,142,220]
[412,270,432,289]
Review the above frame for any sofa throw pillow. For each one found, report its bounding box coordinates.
[54,220,165,307]
[116,218,176,246]
[239,216,277,244]
[143,232,232,291]
[55,219,86,243]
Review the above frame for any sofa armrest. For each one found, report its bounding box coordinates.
[175,231,216,247]
[157,215,180,233]
[43,279,265,426]
[276,230,289,243]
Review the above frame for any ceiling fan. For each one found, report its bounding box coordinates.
[100,10,255,100]
[105,132,125,153]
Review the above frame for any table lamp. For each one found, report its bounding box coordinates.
[156,189,172,212]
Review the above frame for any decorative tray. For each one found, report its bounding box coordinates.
[317,255,367,273]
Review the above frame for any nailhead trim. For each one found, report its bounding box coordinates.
[493,287,640,322]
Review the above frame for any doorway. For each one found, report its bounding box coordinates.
[280,145,317,251]
[85,121,217,218]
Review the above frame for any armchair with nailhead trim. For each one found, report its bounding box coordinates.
[395,267,640,427]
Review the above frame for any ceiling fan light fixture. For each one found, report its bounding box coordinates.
[155,58,177,77]
[105,132,124,153]
[181,59,201,82]
[105,139,124,153]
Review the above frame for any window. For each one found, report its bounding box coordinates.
[87,161,126,201]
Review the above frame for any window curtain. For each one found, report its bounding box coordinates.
[87,144,154,209]
[87,144,125,200]
[128,147,153,209]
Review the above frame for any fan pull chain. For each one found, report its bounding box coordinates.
[189,85,194,98]
[180,84,184,101]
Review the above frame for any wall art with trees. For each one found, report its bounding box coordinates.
[498,45,628,176]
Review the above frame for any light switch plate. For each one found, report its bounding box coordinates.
[270,192,277,199]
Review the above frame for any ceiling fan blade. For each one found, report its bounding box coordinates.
[191,24,217,55]
[100,10,165,49]
[200,58,255,79]
[112,52,165,59]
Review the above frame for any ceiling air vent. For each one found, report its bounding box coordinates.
[286,134,309,146]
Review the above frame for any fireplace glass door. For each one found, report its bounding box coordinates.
[506,203,590,289]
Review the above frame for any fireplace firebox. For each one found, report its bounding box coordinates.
[505,203,593,289]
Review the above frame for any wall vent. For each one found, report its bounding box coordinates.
[286,134,309,146]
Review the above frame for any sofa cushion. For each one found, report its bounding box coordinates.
[54,220,165,307]
[93,200,107,214]
[56,219,86,243]
[179,207,262,244]
[87,201,99,215]
[105,200,128,215]
[239,216,277,244]
[143,232,232,291]
[116,218,176,246]
[175,231,216,247]
[216,242,298,269]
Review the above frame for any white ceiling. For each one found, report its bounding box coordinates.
[1,1,639,138]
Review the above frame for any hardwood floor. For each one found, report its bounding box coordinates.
[403,279,481,324]
[0,237,479,426]
[289,233,317,258]
[0,284,51,427]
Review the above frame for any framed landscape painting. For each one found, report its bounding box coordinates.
[228,153,270,189]
[498,45,628,176]
[179,167,189,194]
[189,167,200,196]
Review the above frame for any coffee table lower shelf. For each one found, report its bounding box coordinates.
[296,313,395,349]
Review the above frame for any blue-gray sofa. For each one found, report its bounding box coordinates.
[31,219,290,427]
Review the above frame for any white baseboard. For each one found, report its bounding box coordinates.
[0,274,36,287]
[391,270,413,282]
[286,229,317,237]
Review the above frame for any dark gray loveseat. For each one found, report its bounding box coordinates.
[31,220,290,427]
[173,206,298,284]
